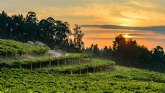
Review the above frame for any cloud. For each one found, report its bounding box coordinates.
[1,0,165,26]
[85,38,114,40]
[46,0,165,26]
[83,30,132,34]
[82,25,165,34]
[85,37,165,41]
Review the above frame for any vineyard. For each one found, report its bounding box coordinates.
[0,39,165,92]
[37,58,115,74]
[1,66,165,93]
[0,53,91,69]
[0,39,49,57]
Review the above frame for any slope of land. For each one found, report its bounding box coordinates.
[0,39,49,57]
[0,39,165,93]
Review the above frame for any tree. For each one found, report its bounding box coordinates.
[55,21,71,41]
[152,46,164,62]
[112,34,127,58]
[0,11,85,52]
[150,46,165,72]
[0,11,12,39]
[112,34,153,67]
[25,11,39,41]
[25,11,38,23]
[73,24,84,51]
[11,14,25,41]
[39,19,54,47]
[101,46,113,58]
[92,44,100,57]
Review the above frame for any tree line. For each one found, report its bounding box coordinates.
[84,34,165,72]
[0,11,84,52]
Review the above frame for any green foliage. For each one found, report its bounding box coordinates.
[73,24,84,50]
[1,66,165,92]
[112,34,165,71]
[84,44,102,57]
[0,39,49,57]
[66,53,91,58]
[0,53,91,66]
[85,34,165,72]
[0,11,84,52]
[37,58,115,72]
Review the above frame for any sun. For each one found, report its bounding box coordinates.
[123,34,132,38]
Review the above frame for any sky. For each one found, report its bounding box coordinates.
[1,0,165,49]
[1,0,165,26]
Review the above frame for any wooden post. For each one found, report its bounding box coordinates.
[88,58,90,62]
[65,59,66,65]
[49,53,51,67]
[70,70,73,75]
[86,68,88,73]
[40,62,41,68]
[73,58,74,63]
[100,67,102,72]
[19,64,22,68]
[30,63,32,70]
[49,60,51,67]
[105,66,107,72]
[58,60,59,66]
[79,58,80,64]
[80,69,81,74]
[72,59,73,64]
[94,67,95,73]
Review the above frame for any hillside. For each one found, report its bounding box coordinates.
[0,39,50,57]
[0,39,165,93]
[1,53,165,93]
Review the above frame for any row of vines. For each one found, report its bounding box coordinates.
[0,39,49,57]
[1,68,165,93]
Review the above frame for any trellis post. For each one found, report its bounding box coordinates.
[30,63,32,70]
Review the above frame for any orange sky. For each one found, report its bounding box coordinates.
[1,0,165,26]
[1,0,165,49]
[82,27,165,50]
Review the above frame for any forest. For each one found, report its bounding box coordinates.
[0,11,84,52]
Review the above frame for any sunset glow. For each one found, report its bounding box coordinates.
[1,0,165,26]
[1,1,165,92]
[1,0,165,49]
[123,34,132,38]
